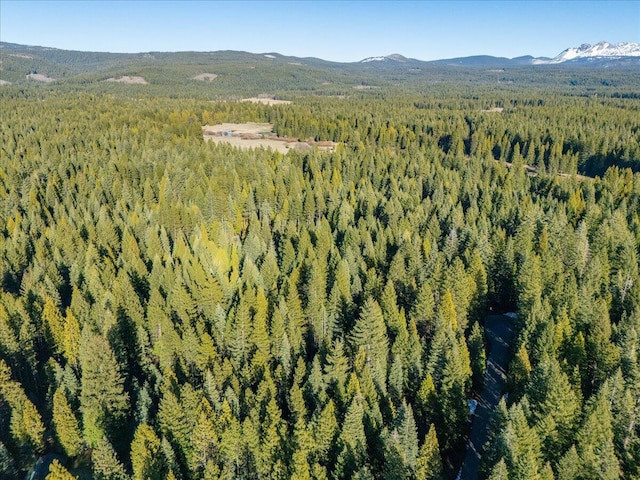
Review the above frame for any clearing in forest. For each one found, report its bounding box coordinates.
[202,122,335,154]
[27,73,55,82]
[241,97,292,105]
[501,159,591,181]
[104,76,148,84]
[0,79,11,85]
[193,73,218,81]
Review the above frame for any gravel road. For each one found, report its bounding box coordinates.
[459,314,516,480]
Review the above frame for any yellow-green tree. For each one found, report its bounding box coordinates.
[53,388,83,457]
[131,423,165,480]
[46,459,77,480]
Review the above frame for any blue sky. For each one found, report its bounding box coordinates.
[1,1,638,62]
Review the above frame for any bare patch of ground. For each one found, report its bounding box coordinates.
[0,80,11,86]
[241,97,292,105]
[193,73,218,81]
[501,160,591,181]
[203,122,335,154]
[557,171,591,181]
[105,76,148,84]
[353,85,377,90]
[205,123,273,136]
[481,107,504,113]
[27,73,55,82]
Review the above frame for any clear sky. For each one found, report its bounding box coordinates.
[1,1,639,62]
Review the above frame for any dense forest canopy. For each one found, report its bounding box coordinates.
[0,66,639,480]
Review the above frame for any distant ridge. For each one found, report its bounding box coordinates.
[1,40,638,90]
[360,41,640,67]
[2,39,639,68]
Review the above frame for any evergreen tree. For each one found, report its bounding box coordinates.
[393,402,419,469]
[468,321,486,389]
[508,343,531,400]
[91,436,129,480]
[349,298,389,392]
[575,389,620,480]
[480,399,509,477]
[416,373,438,437]
[556,445,580,480]
[526,356,580,460]
[411,283,436,338]
[79,330,129,447]
[502,403,545,480]
[131,424,165,480]
[190,400,218,474]
[382,435,410,480]
[324,339,350,406]
[63,308,81,366]
[53,388,83,458]
[311,399,339,466]
[42,296,65,353]
[437,290,458,332]
[415,424,443,480]
[427,319,471,450]
[486,458,509,480]
[46,459,77,480]
[336,395,367,479]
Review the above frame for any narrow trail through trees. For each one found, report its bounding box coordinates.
[460,314,516,480]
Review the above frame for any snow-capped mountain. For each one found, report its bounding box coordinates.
[360,54,408,63]
[361,42,639,67]
[543,41,640,64]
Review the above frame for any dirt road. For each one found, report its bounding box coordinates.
[459,314,516,480]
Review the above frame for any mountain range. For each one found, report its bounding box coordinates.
[1,40,638,92]
[359,42,640,66]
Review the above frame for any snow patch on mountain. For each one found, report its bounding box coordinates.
[360,54,408,63]
[361,56,388,63]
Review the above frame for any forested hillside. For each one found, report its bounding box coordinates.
[3,41,640,97]
[0,81,638,480]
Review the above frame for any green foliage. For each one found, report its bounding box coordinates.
[526,356,580,458]
[0,360,46,467]
[573,388,620,480]
[468,321,486,389]
[349,298,389,391]
[79,330,129,447]
[91,436,129,480]
[52,388,83,457]
[0,76,638,479]
[46,459,77,480]
[415,424,444,480]
[131,424,165,480]
[486,458,509,480]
